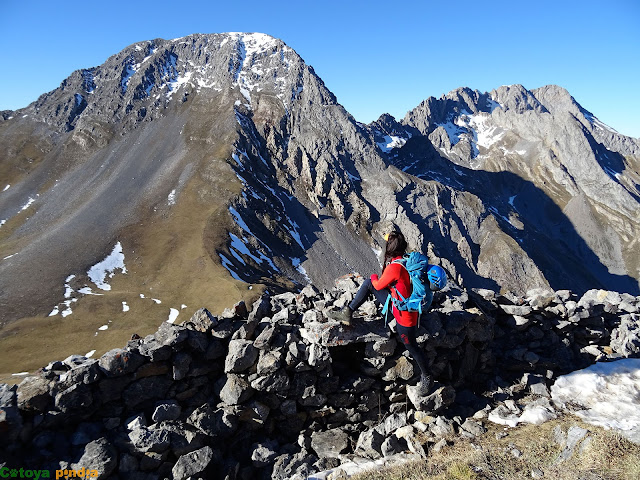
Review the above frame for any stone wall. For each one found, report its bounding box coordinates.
[1,278,638,479]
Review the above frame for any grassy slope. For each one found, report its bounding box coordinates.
[0,169,263,381]
[0,95,267,380]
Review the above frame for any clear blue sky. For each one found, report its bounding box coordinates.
[1,0,639,137]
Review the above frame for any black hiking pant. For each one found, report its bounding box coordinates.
[349,278,431,378]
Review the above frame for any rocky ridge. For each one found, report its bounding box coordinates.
[1,277,638,479]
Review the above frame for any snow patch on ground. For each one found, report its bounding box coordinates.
[167,308,180,324]
[551,359,640,444]
[122,302,130,312]
[3,184,10,192]
[168,189,177,206]
[88,242,127,291]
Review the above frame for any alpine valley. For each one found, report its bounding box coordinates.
[1,32,639,374]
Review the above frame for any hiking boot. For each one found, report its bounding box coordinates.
[418,374,433,396]
[327,307,353,326]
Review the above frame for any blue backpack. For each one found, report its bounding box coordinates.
[381,252,445,322]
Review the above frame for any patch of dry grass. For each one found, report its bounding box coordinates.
[351,416,640,480]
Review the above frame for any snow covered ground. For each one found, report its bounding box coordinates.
[551,359,640,444]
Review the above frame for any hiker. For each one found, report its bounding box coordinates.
[329,229,447,395]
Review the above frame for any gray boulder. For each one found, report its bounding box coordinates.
[251,369,290,393]
[610,313,640,357]
[299,320,390,347]
[220,374,254,405]
[128,425,171,453]
[187,308,219,333]
[16,376,52,412]
[98,349,145,377]
[257,350,284,375]
[55,382,93,412]
[59,359,101,386]
[271,450,318,480]
[355,426,385,459]
[187,404,239,439]
[224,339,259,373]
[71,438,117,480]
[154,322,189,347]
[122,376,173,408]
[152,401,182,422]
[310,428,350,459]
[251,440,279,467]
[406,385,456,414]
[138,337,172,362]
[172,446,214,480]
[254,324,278,349]
[382,356,414,381]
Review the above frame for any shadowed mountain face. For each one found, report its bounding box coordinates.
[0,33,639,344]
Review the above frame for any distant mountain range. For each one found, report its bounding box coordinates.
[1,32,639,351]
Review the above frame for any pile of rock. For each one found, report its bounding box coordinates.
[477,287,640,377]
[0,279,638,480]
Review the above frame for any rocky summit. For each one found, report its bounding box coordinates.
[1,277,638,479]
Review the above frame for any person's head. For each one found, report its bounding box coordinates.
[383,230,407,265]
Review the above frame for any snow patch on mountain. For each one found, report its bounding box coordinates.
[583,112,619,134]
[229,232,262,265]
[88,242,127,291]
[219,253,243,282]
[166,71,193,99]
[437,112,505,156]
[377,134,407,153]
[292,257,310,282]
[168,189,177,206]
[20,196,37,211]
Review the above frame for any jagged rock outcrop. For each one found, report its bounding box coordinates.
[1,276,638,479]
[386,84,640,296]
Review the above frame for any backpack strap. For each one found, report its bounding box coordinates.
[381,294,392,326]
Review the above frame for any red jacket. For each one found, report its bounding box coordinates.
[371,257,419,327]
